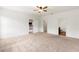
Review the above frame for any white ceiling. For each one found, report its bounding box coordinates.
[1,6,79,14]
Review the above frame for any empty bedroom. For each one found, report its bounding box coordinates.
[0,6,79,52]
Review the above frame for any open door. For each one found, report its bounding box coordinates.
[29,19,33,33]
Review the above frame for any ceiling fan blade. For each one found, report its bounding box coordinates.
[43,6,47,9]
[43,10,47,12]
[36,6,40,8]
[36,6,42,10]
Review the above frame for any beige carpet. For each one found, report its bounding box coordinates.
[0,32,79,52]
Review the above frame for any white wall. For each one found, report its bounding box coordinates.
[56,9,79,38]
[31,14,43,33]
[1,9,28,38]
[1,7,79,39]
[0,9,43,38]
[43,8,79,38]
[0,7,3,38]
[42,15,58,35]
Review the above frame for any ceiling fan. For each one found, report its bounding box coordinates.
[34,6,48,13]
